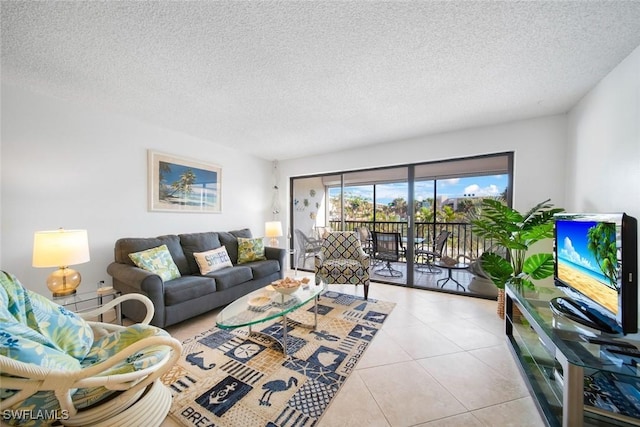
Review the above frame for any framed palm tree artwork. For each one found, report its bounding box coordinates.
[148,150,222,213]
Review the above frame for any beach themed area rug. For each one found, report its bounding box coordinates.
[160,290,395,427]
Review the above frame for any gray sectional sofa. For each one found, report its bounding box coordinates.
[106,229,286,328]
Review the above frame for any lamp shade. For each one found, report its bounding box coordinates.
[33,229,90,267]
[33,229,90,297]
[265,221,283,247]
[265,221,283,238]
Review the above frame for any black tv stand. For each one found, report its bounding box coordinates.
[549,296,619,335]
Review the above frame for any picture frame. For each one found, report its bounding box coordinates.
[148,150,222,213]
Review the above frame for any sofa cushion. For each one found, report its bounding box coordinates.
[206,266,253,291]
[230,228,253,239]
[129,244,181,281]
[245,259,281,280]
[194,247,233,274]
[115,235,190,275]
[237,237,267,264]
[164,276,217,306]
[218,231,244,264]
[179,232,222,274]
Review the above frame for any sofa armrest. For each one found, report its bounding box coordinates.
[107,263,164,298]
[106,262,166,324]
[264,247,287,278]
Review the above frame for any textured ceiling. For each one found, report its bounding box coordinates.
[2,1,640,161]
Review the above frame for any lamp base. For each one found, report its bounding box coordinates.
[52,289,77,298]
[269,237,279,247]
[47,267,81,297]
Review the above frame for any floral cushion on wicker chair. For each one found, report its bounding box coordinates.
[0,271,94,369]
[0,271,177,426]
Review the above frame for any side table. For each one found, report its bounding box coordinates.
[52,287,122,324]
[435,262,469,291]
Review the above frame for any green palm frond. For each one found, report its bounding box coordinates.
[472,199,564,290]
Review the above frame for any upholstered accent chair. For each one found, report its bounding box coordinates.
[0,271,182,427]
[315,231,370,299]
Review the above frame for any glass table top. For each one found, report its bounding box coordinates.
[216,275,327,329]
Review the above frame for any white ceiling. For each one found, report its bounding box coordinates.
[2,1,640,161]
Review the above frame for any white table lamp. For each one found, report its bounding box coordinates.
[265,221,283,247]
[33,228,90,297]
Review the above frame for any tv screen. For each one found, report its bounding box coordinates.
[553,213,637,335]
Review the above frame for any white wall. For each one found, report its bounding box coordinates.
[292,176,326,236]
[1,84,273,296]
[566,44,640,217]
[279,114,569,230]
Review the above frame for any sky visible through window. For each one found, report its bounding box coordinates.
[329,174,507,204]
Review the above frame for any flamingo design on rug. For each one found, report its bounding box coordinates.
[258,376,298,407]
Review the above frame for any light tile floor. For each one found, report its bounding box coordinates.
[161,272,545,427]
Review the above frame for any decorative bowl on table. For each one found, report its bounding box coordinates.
[270,277,309,295]
[248,296,271,308]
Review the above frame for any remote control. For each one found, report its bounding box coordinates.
[581,335,638,349]
[604,346,640,358]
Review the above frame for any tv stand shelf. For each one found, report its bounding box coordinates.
[505,284,640,427]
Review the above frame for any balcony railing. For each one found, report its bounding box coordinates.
[328,220,496,260]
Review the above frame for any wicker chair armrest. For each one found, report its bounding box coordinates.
[78,293,155,325]
[0,334,181,415]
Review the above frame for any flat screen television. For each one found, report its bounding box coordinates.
[552,212,638,335]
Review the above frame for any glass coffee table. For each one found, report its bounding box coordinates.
[216,275,327,355]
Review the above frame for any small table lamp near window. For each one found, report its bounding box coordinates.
[265,221,283,247]
[32,228,90,297]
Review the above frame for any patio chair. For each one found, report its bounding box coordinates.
[294,228,323,269]
[372,231,404,278]
[415,230,451,274]
[315,231,370,299]
[458,252,499,297]
[0,271,182,427]
[355,226,374,257]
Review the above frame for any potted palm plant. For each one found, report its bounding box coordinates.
[471,198,564,318]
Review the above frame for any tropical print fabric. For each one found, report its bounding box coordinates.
[315,232,370,284]
[0,271,93,368]
[128,244,181,281]
[0,271,173,426]
[237,237,267,264]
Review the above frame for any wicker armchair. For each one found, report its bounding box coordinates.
[294,228,323,269]
[315,231,370,299]
[0,271,182,427]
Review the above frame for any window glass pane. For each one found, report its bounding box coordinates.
[415,180,435,223]
[340,185,374,221]
[375,182,408,222]
[436,174,508,222]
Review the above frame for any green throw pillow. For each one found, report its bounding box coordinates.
[237,237,266,264]
[129,244,181,281]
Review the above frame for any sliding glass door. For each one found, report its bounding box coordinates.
[290,153,512,297]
